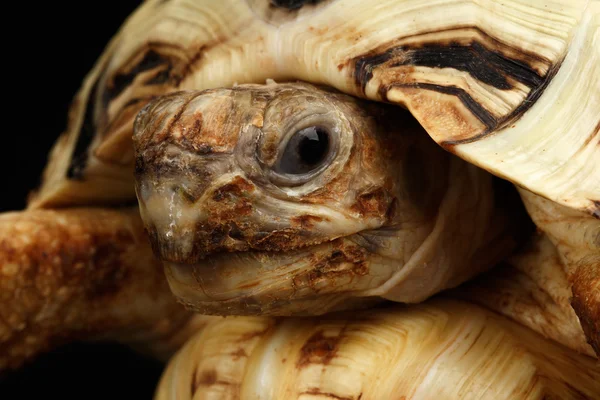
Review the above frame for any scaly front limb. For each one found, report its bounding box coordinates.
[518,189,600,355]
[457,232,595,357]
[0,207,215,370]
[456,190,599,357]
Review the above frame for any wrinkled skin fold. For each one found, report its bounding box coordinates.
[134,82,530,316]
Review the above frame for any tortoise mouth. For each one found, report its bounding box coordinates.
[159,178,535,317]
[162,234,393,316]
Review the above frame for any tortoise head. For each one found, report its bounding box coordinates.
[134,82,525,316]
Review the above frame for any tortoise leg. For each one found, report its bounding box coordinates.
[455,232,595,357]
[456,190,599,357]
[0,207,214,370]
[519,189,600,356]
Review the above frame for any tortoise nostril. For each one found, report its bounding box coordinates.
[172,185,196,203]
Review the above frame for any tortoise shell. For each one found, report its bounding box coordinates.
[29,0,599,217]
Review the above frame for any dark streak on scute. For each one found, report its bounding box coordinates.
[106,50,170,103]
[397,42,542,89]
[67,78,101,179]
[383,83,498,130]
[592,200,600,220]
[352,25,547,94]
[578,119,600,149]
[354,50,397,93]
[474,43,543,88]
[270,0,324,10]
[123,95,158,110]
[494,61,561,129]
[297,330,342,368]
[442,59,564,146]
[145,67,172,86]
[351,27,556,143]
[354,41,544,94]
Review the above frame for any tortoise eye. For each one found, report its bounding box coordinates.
[276,126,331,176]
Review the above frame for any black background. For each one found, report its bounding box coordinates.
[0,2,164,398]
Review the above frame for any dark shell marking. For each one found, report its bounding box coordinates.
[593,200,600,220]
[67,78,101,179]
[248,0,333,25]
[270,0,325,10]
[352,27,549,93]
[65,40,211,181]
[297,328,344,367]
[380,83,497,132]
[351,27,561,145]
[67,46,183,179]
[393,42,543,90]
[105,50,171,103]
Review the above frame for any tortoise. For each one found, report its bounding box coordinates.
[1,0,599,398]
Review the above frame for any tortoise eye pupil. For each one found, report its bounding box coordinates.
[277,126,330,176]
[298,127,329,166]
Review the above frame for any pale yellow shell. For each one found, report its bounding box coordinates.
[156,299,600,400]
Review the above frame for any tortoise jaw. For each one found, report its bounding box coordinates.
[161,234,392,316]
[136,166,395,316]
[136,163,394,317]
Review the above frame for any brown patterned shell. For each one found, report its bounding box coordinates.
[29,0,599,218]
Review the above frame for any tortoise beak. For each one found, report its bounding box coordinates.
[132,89,250,262]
